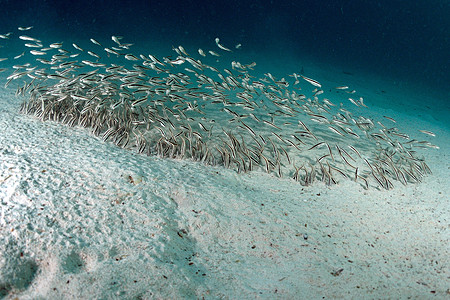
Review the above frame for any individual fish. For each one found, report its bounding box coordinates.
[358,97,368,108]
[328,126,344,136]
[30,50,46,55]
[178,45,189,56]
[347,145,361,158]
[104,47,120,55]
[0,32,12,39]
[300,75,321,88]
[148,54,165,66]
[87,51,101,59]
[262,120,281,130]
[14,51,25,59]
[72,43,84,51]
[124,54,139,61]
[348,98,360,107]
[90,38,102,46]
[208,50,220,57]
[239,121,256,137]
[18,26,33,31]
[49,42,63,48]
[198,48,206,57]
[215,38,232,52]
[24,43,42,48]
[19,35,41,43]
[112,35,122,45]
[418,130,435,137]
[323,99,336,106]
[131,96,148,107]
[383,116,396,123]
[81,60,105,67]
[166,57,185,65]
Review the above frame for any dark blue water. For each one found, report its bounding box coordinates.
[1,0,449,117]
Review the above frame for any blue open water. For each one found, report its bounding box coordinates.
[1,0,449,122]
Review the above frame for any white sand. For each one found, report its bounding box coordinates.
[0,62,449,299]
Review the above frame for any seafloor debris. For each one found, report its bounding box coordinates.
[0,28,438,189]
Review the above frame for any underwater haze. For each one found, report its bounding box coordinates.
[0,0,449,299]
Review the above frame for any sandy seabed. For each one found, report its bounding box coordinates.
[0,64,449,299]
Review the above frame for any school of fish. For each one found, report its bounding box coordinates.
[0,27,438,189]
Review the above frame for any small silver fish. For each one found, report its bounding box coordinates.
[30,50,46,55]
[72,43,84,51]
[419,130,435,137]
[208,50,220,57]
[14,51,25,59]
[300,75,322,88]
[18,26,33,31]
[215,38,232,52]
[90,38,102,46]
[112,35,122,45]
[0,32,12,39]
[49,42,63,48]
[19,35,41,42]
[198,48,206,57]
